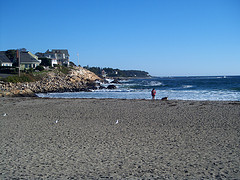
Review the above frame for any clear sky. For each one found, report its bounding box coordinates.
[0,0,239,76]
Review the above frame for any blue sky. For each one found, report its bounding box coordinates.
[0,0,239,76]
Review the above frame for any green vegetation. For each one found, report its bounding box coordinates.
[69,61,76,67]
[3,74,38,83]
[39,57,52,67]
[5,50,17,61]
[84,66,150,78]
[0,66,18,74]
[35,65,45,71]
[5,50,18,66]
[54,65,72,75]
[1,65,75,83]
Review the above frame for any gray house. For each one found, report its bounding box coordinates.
[19,51,40,70]
[0,51,13,67]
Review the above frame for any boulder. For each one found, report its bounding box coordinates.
[107,85,117,89]
[99,85,106,89]
[111,79,121,84]
[161,97,168,101]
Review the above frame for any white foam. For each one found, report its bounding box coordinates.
[182,85,193,89]
[105,78,114,83]
[37,85,240,101]
[145,81,163,87]
[119,79,132,83]
[37,89,240,101]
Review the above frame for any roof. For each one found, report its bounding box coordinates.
[45,49,69,55]
[35,52,44,57]
[0,51,12,63]
[20,52,40,64]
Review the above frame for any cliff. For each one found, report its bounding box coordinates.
[0,67,101,97]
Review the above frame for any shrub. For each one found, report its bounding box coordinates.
[54,65,71,75]
[26,68,34,73]
[35,65,44,71]
[39,57,52,67]
[4,74,36,83]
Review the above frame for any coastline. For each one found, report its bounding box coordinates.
[2,75,240,101]
[0,66,101,97]
[0,97,239,179]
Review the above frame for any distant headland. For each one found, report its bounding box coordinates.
[84,66,150,78]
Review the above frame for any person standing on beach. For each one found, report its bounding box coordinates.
[151,88,156,100]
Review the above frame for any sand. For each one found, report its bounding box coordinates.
[0,97,239,179]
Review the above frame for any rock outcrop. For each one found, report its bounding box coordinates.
[0,67,101,97]
[107,85,117,89]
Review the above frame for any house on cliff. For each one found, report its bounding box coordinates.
[36,49,70,67]
[0,49,41,70]
[19,51,41,70]
[0,51,13,67]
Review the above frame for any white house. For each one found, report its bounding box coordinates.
[36,49,70,67]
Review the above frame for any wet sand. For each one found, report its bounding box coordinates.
[0,97,239,179]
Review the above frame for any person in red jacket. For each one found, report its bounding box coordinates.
[151,88,156,100]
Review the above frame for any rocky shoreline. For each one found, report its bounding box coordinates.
[0,67,103,97]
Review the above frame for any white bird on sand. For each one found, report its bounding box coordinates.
[115,120,119,124]
[55,120,58,123]
[3,113,7,116]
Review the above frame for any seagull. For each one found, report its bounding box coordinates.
[3,113,7,116]
[115,120,119,124]
[55,120,58,123]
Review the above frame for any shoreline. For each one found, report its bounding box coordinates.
[36,96,240,102]
[35,92,240,102]
[1,97,239,179]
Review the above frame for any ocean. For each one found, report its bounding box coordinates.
[37,76,240,101]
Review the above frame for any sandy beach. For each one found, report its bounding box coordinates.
[0,97,239,179]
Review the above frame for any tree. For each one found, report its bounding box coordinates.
[84,66,150,77]
[69,61,76,67]
[39,57,52,67]
[5,50,17,61]
[5,50,17,67]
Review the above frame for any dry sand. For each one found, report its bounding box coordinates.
[0,97,239,179]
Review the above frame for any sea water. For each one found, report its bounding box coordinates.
[37,76,240,101]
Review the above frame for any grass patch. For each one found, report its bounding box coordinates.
[2,66,73,83]
[3,73,41,83]
[54,65,72,75]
